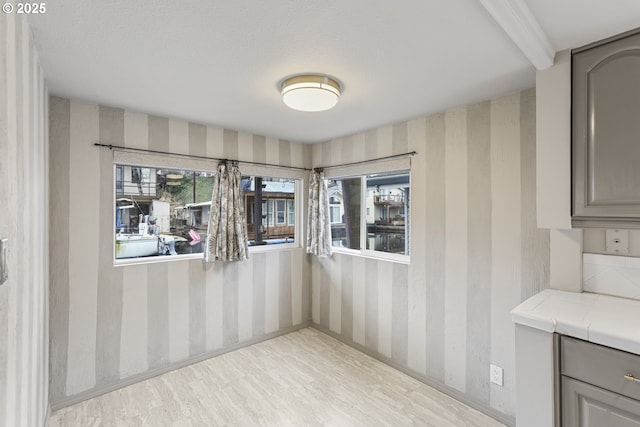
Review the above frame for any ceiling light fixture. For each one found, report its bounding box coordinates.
[281,74,341,112]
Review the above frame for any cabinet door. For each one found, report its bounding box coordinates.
[572,30,640,227]
[563,376,640,427]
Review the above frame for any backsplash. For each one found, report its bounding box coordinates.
[583,253,640,300]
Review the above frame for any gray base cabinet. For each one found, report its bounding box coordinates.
[563,377,640,427]
[561,336,640,426]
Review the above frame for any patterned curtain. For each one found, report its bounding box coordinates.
[204,161,249,262]
[306,170,332,257]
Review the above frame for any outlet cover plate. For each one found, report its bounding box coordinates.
[490,364,503,387]
[605,229,629,255]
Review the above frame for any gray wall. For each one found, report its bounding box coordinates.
[311,89,550,421]
[0,9,50,427]
[48,98,312,409]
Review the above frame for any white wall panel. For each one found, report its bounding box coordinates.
[406,117,427,375]
[444,107,468,392]
[120,265,149,377]
[377,262,393,359]
[237,258,254,342]
[264,251,280,334]
[168,261,190,362]
[292,249,303,325]
[329,257,342,334]
[205,263,224,352]
[352,256,366,346]
[66,101,99,395]
[490,93,522,414]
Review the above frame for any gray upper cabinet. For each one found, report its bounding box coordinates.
[572,29,640,228]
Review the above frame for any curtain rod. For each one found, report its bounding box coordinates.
[94,143,311,171]
[314,151,417,171]
[95,143,417,173]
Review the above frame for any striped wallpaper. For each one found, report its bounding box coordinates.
[48,98,312,409]
[311,89,550,422]
[48,89,550,423]
[0,9,50,427]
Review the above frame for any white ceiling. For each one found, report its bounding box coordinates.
[28,0,640,143]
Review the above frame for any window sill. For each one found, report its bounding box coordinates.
[329,248,410,265]
[114,252,204,267]
[113,243,304,266]
[248,242,300,254]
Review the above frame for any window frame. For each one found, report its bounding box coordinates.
[275,199,287,225]
[113,163,212,266]
[111,151,303,266]
[116,165,124,195]
[244,176,300,252]
[327,171,410,264]
[248,179,302,254]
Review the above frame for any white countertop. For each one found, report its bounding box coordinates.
[511,289,640,355]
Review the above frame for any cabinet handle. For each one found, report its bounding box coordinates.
[624,374,640,383]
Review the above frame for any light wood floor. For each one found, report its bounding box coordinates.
[50,328,506,426]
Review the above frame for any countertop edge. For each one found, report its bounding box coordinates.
[511,289,640,355]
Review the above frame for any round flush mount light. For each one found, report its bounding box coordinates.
[281,74,341,112]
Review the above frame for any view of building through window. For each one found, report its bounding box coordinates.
[114,162,404,260]
[327,177,361,250]
[327,171,409,256]
[243,177,296,246]
[114,165,214,260]
[114,164,297,261]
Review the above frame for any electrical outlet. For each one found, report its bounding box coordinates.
[490,364,503,387]
[605,229,629,255]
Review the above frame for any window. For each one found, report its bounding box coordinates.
[114,164,214,261]
[327,177,361,250]
[287,199,295,225]
[276,199,286,225]
[327,171,410,259]
[330,206,341,223]
[116,166,124,195]
[242,176,298,246]
[114,162,300,263]
[365,172,409,255]
[328,195,343,224]
[266,200,274,226]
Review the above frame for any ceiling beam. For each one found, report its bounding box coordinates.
[479,0,555,70]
